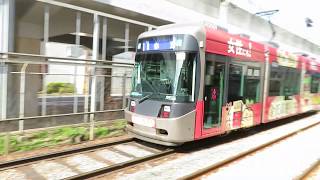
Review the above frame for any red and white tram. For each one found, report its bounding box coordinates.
[125,23,320,146]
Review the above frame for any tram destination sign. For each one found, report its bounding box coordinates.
[137,35,199,52]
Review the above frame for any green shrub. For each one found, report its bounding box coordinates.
[46,82,75,94]
[59,83,75,94]
[47,82,64,94]
[95,127,109,137]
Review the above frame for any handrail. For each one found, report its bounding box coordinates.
[0,108,125,123]
[9,72,133,78]
[0,51,132,129]
[0,52,135,66]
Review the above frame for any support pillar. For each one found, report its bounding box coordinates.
[89,14,100,140]
[219,0,229,29]
[0,0,14,120]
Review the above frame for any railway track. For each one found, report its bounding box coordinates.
[180,121,320,180]
[0,138,175,180]
[298,159,320,180]
[0,113,318,179]
[66,148,174,180]
[0,138,134,170]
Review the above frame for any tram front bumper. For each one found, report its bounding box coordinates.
[125,109,195,146]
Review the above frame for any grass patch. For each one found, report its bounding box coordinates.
[54,127,87,138]
[0,136,4,155]
[34,131,49,139]
[114,120,127,128]
[95,127,110,137]
[0,120,127,155]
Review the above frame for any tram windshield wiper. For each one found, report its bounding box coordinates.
[138,92,153,104]
[137,79,159,104]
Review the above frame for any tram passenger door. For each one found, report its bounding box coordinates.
[203,61,225,129]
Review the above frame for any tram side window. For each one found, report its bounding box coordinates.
[228,64,243,102]
[228,64,261,104]
[244,67,260,104]
[310,73,320,93]
[284,67,300,96]
[269,65,282,96]
[269,65,301,96]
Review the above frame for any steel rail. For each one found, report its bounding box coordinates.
[297,158,320,180]
[65,148,176,180]
[0,137,134,170]
[179,121,320,180]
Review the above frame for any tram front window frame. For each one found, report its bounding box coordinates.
[131,51,197,103]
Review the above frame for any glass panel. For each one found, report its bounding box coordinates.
[228,64,244,102]
[204,61,225,128]
[269,65,301,96]
[15,0,44,54]
[283,68,300,96]
[244,67,260,104]
[131,51,197,102]
[310,73,320,93]
[99,17,107,60]
[269,66,282,96]
[79,12,94,54]
[37,64,77,116]
[44,10,93,116]
[106,19,125,60]
[130,24,147,52]
[48,5,79,58]
[25,64,42,117]
[6,63,22,118]
[96,20,145,112]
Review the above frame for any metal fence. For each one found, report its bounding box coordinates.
[0,52,134,134]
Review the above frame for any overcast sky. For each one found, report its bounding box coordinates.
[231,0,320,45]
[98,0,319,48]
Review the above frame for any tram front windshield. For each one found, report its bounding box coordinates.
[131,51,197,103]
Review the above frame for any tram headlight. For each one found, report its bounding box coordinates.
[161,105,171,118]
[130,101,136,112]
